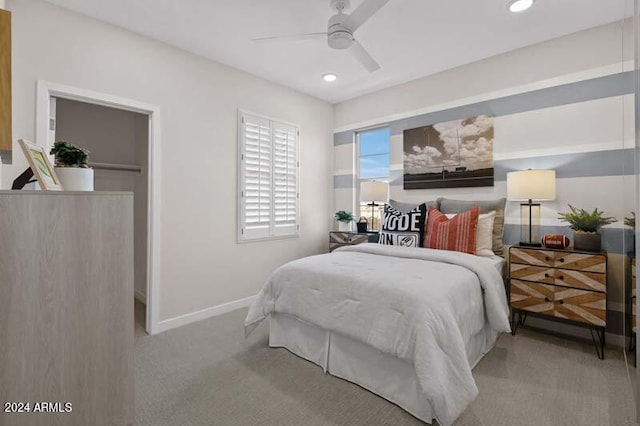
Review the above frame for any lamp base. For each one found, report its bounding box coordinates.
[518,241,542,247]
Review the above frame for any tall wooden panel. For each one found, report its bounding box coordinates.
[0,9,10,161]
[0,191,134,426]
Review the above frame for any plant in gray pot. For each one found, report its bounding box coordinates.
[557,204,616,252]
[50,141,94,191]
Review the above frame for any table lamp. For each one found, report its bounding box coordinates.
[507,169,556,247]
[360,181,389,232]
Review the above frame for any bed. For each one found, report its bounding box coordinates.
[245,243,511,425]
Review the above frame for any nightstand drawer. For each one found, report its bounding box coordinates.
[510,279,555,314]
[510,264,605,292]
[330,233,368,245]
[510,248,555,267]
[510,248,606,273]
[511,279,606,326]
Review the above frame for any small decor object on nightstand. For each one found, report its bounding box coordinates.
[356,216,368,233]
[50,140,94,191]
[335,210,355,232]
[557,204,616,252]
[542,234,570,249]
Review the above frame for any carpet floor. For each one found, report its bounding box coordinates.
[134,301,637,426]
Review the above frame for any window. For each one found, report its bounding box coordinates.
[238,111,299,242]
[358,127,390,230]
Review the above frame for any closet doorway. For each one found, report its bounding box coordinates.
[36,81,161,335]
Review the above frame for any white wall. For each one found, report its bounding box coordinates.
[5,0,334,322]
[334,20,632,131]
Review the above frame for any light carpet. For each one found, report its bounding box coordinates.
[134,301,636,426]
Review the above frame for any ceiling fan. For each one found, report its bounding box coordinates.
[252,0,391,73]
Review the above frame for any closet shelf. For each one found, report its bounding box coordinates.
[88,162,142,173]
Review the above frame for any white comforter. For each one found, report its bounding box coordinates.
[244,244,511,426]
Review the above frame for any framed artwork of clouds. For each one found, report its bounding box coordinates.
[403,115,494,189]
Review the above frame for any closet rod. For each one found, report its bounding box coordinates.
[88,162,142,173]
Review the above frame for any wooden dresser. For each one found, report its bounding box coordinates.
[329,231,379,252]
[0,191,134,425]
[509,245,607,359]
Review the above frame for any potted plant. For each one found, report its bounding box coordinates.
[335,210,355,232]
[557,204,616,252]
[50,141,94,191]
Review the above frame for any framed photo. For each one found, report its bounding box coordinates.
[403,115,494,189]
[18,139,63,191]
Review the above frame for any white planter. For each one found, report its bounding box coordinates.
[55,167,94,191]
[338,221,352,232]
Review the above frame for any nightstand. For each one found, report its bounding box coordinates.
[329,231,379,252]
[509,245,607,359]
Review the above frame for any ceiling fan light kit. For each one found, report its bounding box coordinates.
[507,0,535,13]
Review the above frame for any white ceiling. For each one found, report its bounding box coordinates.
[44,0,628,104]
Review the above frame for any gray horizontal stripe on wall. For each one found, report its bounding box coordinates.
[334,174,356,189]
[503,224,634,255]
[333,71,633,144]
[494,148,635,181]
[389,72,633,136]
[384,148,635,187]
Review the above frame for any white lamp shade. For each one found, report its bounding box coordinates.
[507,170,556,201]
[360,181,389,203]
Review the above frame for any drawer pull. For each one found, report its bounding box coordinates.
[556,300,564,305]
[558,275,564,280]
[559,258,565,263]
[545,297,552,302]
[545,256,551,261]
[544,273,549,278]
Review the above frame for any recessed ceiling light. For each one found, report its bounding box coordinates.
[323,73,337,82]
[507,0,534,13]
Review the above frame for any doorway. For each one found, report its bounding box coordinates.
[36,80,161,335]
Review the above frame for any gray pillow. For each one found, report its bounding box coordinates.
[437,197,507,256]
[389,199,438,214]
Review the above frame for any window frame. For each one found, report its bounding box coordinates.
[237,110,300,243]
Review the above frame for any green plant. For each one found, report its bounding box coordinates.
[334,210,355,223]
[625,212,635,228]
[50,141,90,168]
[557,204,616,233]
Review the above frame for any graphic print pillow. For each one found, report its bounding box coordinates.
[378,203,427,247]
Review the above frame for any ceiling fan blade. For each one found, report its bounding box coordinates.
[343,0,391,32]
[349,40,380,72]
[251,32,327,42]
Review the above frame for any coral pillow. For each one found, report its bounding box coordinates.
[425,206,480,254]
[445,210,496,257]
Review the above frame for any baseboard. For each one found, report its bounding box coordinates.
[134,288,147,305]
[156,295,256,333]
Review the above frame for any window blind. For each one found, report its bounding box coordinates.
[239,112,299,242]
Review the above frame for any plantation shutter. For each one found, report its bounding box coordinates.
[272,122,299,236]
[238,111,299,242]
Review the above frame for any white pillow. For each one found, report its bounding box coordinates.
[445,210,496,256]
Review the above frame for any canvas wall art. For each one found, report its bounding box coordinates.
[403,115,494,189]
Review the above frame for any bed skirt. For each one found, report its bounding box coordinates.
[269,313,499,424]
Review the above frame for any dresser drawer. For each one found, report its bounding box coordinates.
[510,263,607,292]
[330,233,368,245]
[510,248,556,267]
[510,247,606,273]
[510,279,606,326]
[510,264,605,292]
